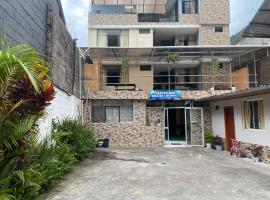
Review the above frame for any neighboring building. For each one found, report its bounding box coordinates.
[0,0,81,138]
[231,0,270,46]
[206,86,270,163]
[84,0,270,148]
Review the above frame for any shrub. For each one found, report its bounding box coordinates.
[212,135,223,146]
[52,119,96,160]
[204,131,214,144]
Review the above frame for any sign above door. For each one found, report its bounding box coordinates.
[149,90,182,101]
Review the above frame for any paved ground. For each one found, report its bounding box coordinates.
[42,147,270,200]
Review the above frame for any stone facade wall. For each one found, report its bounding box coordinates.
[178,14,199,25]
[199,0,230,25]
[200,25,230,45]
[88,90,231,100]
[240,142,270,164]
[190,109,203,145]
[201,63,231,90]
[86,100,164,147]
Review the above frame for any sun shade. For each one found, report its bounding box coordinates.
[244,0,270,38]
[87,46,266,63]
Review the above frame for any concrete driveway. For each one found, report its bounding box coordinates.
[42,147,270,200]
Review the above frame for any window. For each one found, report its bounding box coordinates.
[179,34,197,46]
[107,30,120,47]
[97,29,129,47]
[215,26,223,32]
[243,100,265,130]
[182,0,198,14]
[139,29,151,34]
[104,65,121,85]
[91,100,133,123]
[140,65,152,71]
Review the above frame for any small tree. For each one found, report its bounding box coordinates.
[120,57,129,84]
[165,52,181,90]
[210,57,221,89]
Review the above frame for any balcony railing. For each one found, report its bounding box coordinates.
[83,74,258,91]
[138,14,177,22]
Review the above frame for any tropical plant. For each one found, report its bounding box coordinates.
[210,57,221,88]
[165,52,181,90]
[120,57,129,84]
[204,131,214,144]
[0,37,52,200]
[52,119,96,160]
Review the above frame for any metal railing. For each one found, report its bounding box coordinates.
[83,74,259,91]
[138,14,177,22]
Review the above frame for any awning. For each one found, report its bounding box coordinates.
[200,85,270,102]
[91,0,176,14]
[87,46,267,64]
[244,0,270,38]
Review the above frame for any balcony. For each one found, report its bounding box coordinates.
[138,14,177,23]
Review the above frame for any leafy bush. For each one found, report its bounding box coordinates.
[0,39,95,199]
[204,131,214,144]
[212,135,223,146]
[52,119,96,160]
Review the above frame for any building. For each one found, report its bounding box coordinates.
[85,0,269,148]
[206,86,270,163]
[0,0,81,138]
[231,1,270,46]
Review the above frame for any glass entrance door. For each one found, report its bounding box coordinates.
[185,108,204,146]
[165,108,169,141]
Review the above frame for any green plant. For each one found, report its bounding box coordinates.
[165,52,181,90]
[52,119,96,160]
[210,57,221,88]
[204,131,214,144]
[120,57,129,83]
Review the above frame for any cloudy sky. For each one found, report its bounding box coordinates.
[61,0,264,47]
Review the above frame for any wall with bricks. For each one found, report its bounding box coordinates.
[0,0,63,53]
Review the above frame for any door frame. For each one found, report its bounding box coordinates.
[164,107,204,146]
[224,106,236,151]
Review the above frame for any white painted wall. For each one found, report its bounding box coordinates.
[211,93,270,146]
[236,37,270,45]
[38,87,81,140]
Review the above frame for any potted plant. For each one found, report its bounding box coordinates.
[231,84,236,92]
[204,131,214,149]
[251,146,263,162]
[213,135,223,151]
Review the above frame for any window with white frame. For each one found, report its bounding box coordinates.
[97,29,129,47]
[91,100,133,123]
[243,100,265,130]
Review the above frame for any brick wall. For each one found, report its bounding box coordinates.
[200,25,230,45]
[0,0,79,96]
[0,0,49,52]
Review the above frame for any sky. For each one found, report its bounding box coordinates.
[61,0,264,47]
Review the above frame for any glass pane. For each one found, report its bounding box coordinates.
[91,106,105,123]
[253,101,260,129]
[250,102,254,129]
[107,35,120,47]
[186,109,191,145]
[106,107,120,123]
[120,106,133,122]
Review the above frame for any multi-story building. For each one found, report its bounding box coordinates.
[84,0,267,148]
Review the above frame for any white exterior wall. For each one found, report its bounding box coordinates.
[38,87,81,140]
[211,93,270,146]
[129,29,154,47]
[89,28,97,47]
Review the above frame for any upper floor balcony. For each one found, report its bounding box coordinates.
[89,0,200,26]
[83,46,268,93]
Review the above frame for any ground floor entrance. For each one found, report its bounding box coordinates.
[165,107,204,146]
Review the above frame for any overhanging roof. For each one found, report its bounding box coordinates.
[244,0,270,38]
[91,0,175,14]
[87,46,267,63]
[200,85,270,102]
